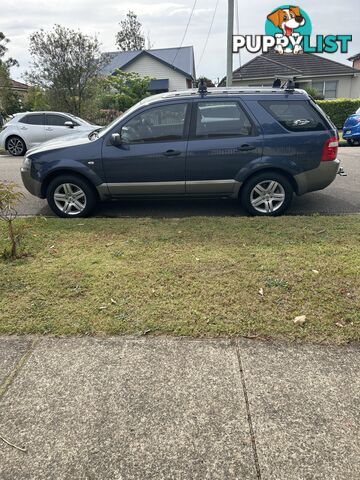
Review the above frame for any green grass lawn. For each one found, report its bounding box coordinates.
[0,216,359,343]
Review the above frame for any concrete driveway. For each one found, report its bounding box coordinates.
[1,148,359,217]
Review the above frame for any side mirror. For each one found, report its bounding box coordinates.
[64,121,75,128]
[110,133,122,146]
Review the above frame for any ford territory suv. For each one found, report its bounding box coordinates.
[21,86,340,217]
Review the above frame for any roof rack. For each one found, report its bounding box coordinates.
[162,87,301,99]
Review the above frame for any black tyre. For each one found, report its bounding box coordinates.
[241,171,293,217]
[6,136,27,156]
[46,174,97,218]
[347,139,355,146]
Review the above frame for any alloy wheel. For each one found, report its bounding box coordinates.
[53,183,87,215]
[7,137,24,156]
[250,180,286,214]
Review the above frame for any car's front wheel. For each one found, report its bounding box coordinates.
[6,136,27,156]
[241,172,293,216]
[46,174,97,218]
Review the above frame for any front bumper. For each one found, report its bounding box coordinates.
[294,159,340,195]
[342,129,360,139]
[21,168,43,198]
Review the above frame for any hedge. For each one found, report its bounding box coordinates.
[316,99,360,128]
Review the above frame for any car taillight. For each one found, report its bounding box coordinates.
[321,136,338,162]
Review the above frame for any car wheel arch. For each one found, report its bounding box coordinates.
[239,167,298,197]
[41,169,99,199]
[5,134,27,151]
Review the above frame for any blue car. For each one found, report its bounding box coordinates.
[21,85,341,218]
[343,107,360,146]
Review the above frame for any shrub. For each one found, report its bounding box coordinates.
[0,181,24,259]
[316,98,360,128]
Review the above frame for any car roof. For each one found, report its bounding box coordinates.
[139,87,309,106]
[15,111,76,116]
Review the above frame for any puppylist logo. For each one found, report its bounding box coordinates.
[233,5,352,55]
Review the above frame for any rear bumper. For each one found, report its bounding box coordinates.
[21,168,43,198]
[294,159,340,195]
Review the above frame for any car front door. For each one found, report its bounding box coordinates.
[45,114,78,141]
[101,102,190,195]
[186,99,263,194]
[17,113,46,148]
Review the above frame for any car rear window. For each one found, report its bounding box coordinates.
[19,114,45,125]
[259,100,326,132]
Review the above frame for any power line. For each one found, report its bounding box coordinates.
[197,0,220,70]
[171,0,198,66]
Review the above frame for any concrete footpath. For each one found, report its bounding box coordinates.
[0,337,359,480]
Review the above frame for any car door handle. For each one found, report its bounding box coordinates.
[237,144,256,152]
[45,127,54,131]
[20,126,27,130]
[163,150,181,156]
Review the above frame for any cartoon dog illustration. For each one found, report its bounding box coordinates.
[267,6,305,54]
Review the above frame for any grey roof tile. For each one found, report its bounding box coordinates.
[233,51,359,80]
[101,46,195,78]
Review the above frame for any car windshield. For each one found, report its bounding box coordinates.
[93,98,153,140]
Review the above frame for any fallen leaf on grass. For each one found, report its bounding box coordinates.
[335,322,345,328]
[312,270,319,274]
[110,298,117,305]
[258,288,264,296]
[105,243,114,247]
[293,315,307,325]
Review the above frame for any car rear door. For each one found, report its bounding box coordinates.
[101,101,190,195]
[185,99,263,194]
[45,113,77,141]
[17,113,46,147]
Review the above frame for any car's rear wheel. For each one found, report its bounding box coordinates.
[241,172,293,216]
[46,174,97,218]
[6,136,26,156]
[347,139,357,146]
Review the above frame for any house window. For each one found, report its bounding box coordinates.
[312,81,338,99]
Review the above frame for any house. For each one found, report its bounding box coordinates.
[227,51,360,99]
[0,78,28,96]
[101,46,196,93]
[348,53,360,70]
[10,79,29,95]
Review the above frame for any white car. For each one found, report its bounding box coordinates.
[0,111,101,156]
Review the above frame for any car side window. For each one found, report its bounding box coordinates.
[260,100,326,132]
[46,114,73,126]
[19,114,44,125]
[194,101,253,138]
[120,103,188,144]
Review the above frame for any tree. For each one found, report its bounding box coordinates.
[195,77,215,88]
[98,69,152,112]
[26,25,108,116]
[0,32,18,69]
[115,11,145,51]
[22,86,50,112]
[0,33,21,117]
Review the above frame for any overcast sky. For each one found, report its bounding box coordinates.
[2,0,360,83]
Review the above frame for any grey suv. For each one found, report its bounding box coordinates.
[21,86,341,217]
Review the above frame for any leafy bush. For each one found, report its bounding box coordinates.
[98,69,152,113]
[316,98,360,128]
